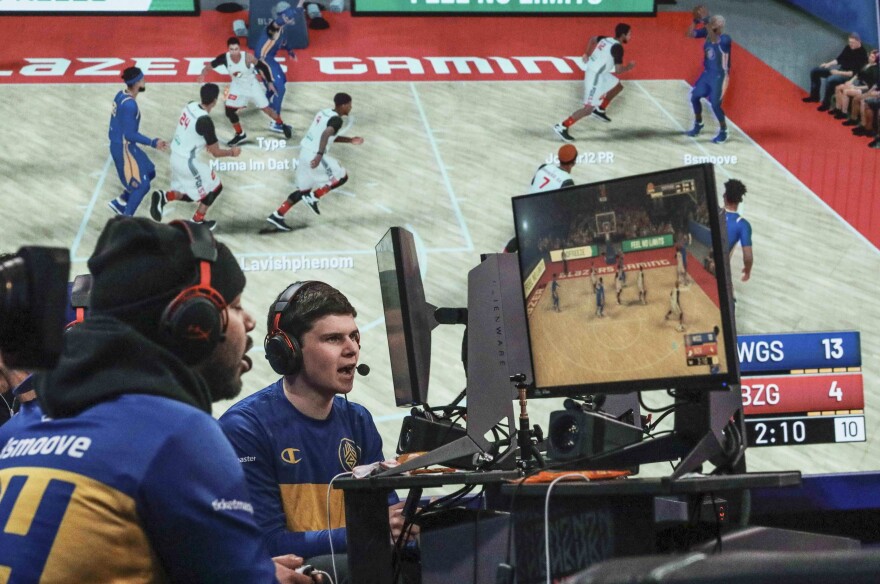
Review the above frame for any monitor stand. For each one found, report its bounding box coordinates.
[579,387,745,480]
[381,254,528,476]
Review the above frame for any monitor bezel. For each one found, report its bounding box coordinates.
[376,226,432,407]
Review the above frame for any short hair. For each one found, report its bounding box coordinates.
[269,281,357,343]
[849,32,861,42]
[723,179,747,204]
[333,92,352,107]
[709,15,725,28]
[615,23,631,38]
[201,83,220,105]
[227,36,241,47]
[121,66,143,86]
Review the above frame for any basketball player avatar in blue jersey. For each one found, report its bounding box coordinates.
[107,67,168,216]
[595,277,606,317]
[255,3,297,127]
[551,274,561,312]
[723,179,753,281]
[686,7,732,144]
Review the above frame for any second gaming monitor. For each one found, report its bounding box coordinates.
[512,163,739,398]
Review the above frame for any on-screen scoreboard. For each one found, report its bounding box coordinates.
[736,331,864,447]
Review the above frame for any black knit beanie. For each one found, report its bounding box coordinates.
[88,217,245,343]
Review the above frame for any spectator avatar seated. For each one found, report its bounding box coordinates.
[220,280,413,579]
[0,216,311,584]
[804,32,868,110]
[831,49,879,121]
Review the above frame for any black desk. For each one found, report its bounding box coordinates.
[334,471,801,584]
[500,472,802,583]
[335,471,518,583]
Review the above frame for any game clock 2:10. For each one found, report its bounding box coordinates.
[745,415,866,447]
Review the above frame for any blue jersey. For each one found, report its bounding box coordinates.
[219,380,392,558]
[0,394,276,583]
[726,210,752,250]
[255,29,284,63]
[694,28,731,75]
[108,90,154,147]
[596,283,605,306]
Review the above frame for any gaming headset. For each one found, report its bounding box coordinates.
[264,281,315,376]
[65,274,92,330]
[158,221,228,364]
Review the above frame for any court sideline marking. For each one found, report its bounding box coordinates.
[71,155,112,263]
[409,81,474,253]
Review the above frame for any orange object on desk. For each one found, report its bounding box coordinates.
[515,469,631,484]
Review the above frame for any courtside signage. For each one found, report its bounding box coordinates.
[0,0,198,14]
[353,0,655,15]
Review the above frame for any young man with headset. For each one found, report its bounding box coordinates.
[0,216,312,583]
[220,281,414,581]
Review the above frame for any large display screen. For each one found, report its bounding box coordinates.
[512,163,739,397]
[0,0,199,14]
[353,0,654,16]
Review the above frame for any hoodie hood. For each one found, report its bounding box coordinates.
[37,315,213,418]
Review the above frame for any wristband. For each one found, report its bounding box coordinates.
[317,151,324,155]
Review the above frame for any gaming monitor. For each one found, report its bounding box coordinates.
[376,227,433,407]
[512,163,739,398]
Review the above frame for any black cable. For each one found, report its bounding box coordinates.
[638,392,678,414]
[710,493,722,553]
[647,405,680,432]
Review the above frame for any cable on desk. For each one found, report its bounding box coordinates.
[327,471,353,584]
[543,474,590,584]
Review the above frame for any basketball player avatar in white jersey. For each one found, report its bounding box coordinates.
[199,37,292,146]
[554,23,635,142]
[266,93,363,231]
[529,144,577,193]
[675,247,688,286]
[665,281,685,332]
[149,83,241,231]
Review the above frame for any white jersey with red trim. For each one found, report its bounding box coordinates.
[300,107,340,156]
[528,163,574,194]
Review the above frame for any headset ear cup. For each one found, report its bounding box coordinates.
[265,331,302,375]
[161,296,225,364]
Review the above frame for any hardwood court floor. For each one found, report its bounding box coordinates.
[1,78,877,475]
[529,265,729,388]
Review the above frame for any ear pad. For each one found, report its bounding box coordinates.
[160,289,227,365]
[265,328,302,376]
[264,281,315,376]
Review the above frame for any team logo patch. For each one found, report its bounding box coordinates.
[706,47,715,60]
[280,448,301,464]
[338,438,360,471]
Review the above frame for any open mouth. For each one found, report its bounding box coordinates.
[241,354,253,373]
[338,364,356,376]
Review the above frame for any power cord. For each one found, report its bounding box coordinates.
[544,474,590,584]
[327,471,353,584]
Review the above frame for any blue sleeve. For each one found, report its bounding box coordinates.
[740,219,752,247]
[720,35,732,59]
[118,99,155,147]
[693,27,708,39]
[138,412,276,584]
[220,407,348,558]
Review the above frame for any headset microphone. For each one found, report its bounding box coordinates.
[356,363,370,376]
